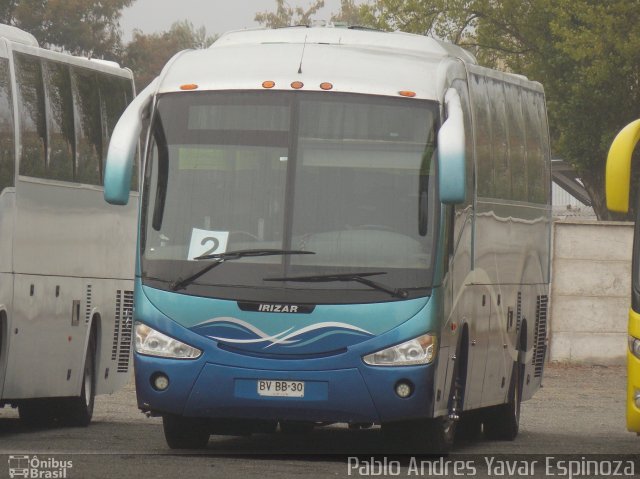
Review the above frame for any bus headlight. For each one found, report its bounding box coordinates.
[135,322,202,359]
[629,336,640,359]
[363,334,437,366]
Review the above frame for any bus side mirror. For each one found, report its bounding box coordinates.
[437,88,466,205]
[104,79,158,205]
[606,119,640,213]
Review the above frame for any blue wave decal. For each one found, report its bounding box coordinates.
[193,317,373,349]
[285,329,370,348]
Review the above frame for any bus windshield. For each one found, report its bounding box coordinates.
[141,91,439,303]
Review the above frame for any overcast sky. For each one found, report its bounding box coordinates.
[120,0,348,41]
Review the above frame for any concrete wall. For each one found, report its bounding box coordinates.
[549,219,633,365]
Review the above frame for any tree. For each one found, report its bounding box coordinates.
[330,0,369,26]
[255,0,325,28]
[0,0,134,59]
[348,0,640,219]
[122,20,217,91]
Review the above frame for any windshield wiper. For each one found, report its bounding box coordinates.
[170,249,315,291]
[263,272,409,299]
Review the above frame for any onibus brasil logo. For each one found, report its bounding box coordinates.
[8,455,73,478]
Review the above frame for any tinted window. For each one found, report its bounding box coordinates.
[522,90,546,203]
[43,60,74,181]
[0,58,15,192]
[141,91,438,303]
[536,95,551,202]
[99,75,136,190]
[72,67,102,185]
[488,79,510,199]
[14,53,46,178]
[505,84,528,201]
[470,74,494,197]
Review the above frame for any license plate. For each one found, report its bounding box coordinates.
[257,380,305,398]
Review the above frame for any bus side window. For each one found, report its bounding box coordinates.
[99,75,136,190]
[0,57,15,192]
[14,53,46,179]
[505,84,527,201]
[470,74,494,198]
[71,67,102,185]
[43,60,74,182]
[522,90,545,204]
[488,79,510,200]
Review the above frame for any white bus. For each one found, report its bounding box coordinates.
[0,25,137,426]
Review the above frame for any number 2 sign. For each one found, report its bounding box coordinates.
[187,229,229,260]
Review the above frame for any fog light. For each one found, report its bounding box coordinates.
[395,381,413,398]
[635,391,640,409]
[152,373,170,391]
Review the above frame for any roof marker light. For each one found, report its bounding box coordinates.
[291,81,304,90]
[399,90,416,98]
[320,82,333,91]
[180,84,199,91]
[262,81,276,89]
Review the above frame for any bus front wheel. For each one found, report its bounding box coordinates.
[483,360,522,440]
[382,416,454,454]
[163,415,210,449]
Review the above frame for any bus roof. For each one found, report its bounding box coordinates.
[0,24,38,47]
[215,27,477,63]
[156,27,477,101]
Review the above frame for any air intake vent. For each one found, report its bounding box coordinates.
[112,290,134,372]
[111,291,121,361]
[85,284,93,323]
[532,294,548,378]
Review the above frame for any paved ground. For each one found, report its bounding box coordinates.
[0,364,637,478]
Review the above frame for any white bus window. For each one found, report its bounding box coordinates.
[292,96,436,271]
[536,96,551,202]
[14,53,46,178]
[523,90,545,204]
[99,76,137,190]
[72,67,102,185]
[470,74,494,198]
[43,60,74,182]
[0,58,15,192]
[488,79,510,199]
[505,84,528,202]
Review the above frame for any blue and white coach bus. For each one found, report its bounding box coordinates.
[104,26,551,451]
[0,25,137,426]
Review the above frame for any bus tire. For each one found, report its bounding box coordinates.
[18,399,58,427]
[61,330,97,427]
[163,415,210,449]
[455,410,483,441]
[483,360,522,440]
[382,416,454,454]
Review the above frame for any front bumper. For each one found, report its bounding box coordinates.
[135,352,437,424]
